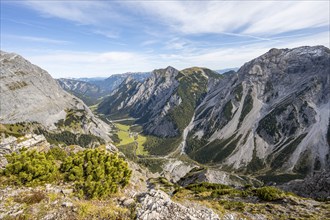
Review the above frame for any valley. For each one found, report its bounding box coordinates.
[0,46,329,219]
[1,1,329,219]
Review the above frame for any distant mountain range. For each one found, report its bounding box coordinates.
[58,69,239,106]
[215,67,239,74]
[57,72,151,105]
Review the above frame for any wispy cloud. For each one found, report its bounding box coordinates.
[133,1,329,36]
[4,35,70,45]
[93,30,119,39]
[141,40,159,47]
[244,1,329,35]
[1,18,50,31]
[21,0,123,25]
[18,1,329,40]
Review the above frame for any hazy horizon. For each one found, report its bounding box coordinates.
[1,1,329,78]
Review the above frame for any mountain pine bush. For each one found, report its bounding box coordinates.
[1,148,131,199]
[60,148,132,199]
[2,149,58,186]
[255,186,283,201]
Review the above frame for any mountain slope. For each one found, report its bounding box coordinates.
[185,46,330,176]
[0,51,111,141]
[97,66,221,137]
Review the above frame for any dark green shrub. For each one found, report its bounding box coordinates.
[255,186,283,201]
[110,133,121,144]
[60,148,131,199]
[47,146,68,161]
[186,182,231,193]
[219,200,245,211]
[210,189,232,197]
[36,129,104,147]
[2,149,58,186]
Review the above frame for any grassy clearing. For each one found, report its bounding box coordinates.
[114,123,148,156]
[136,135,148,155]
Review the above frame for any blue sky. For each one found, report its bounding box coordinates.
[1,1,329,78]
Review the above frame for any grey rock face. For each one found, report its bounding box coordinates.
[0,51,111,141]
[186,46,330,175]
[280,170,330,200]
[136,189,220,220]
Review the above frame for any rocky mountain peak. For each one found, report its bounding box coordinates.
[153,66,179,80]
[240,45,330,79]
[0,50,111,141]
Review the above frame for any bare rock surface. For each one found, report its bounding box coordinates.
[136,189,220,220]
[280,170,330,200]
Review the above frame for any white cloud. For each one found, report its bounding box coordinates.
[133,1,329,36]
[24,50,154,78]
[22,1,329,37]
[244,1,329,35]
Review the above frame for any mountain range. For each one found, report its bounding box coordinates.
[97,46,330,181]
[0,46,329,219]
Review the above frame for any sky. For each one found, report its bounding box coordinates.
[1,0,329,78]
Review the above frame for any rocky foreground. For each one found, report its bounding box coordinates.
[1,176,329,220]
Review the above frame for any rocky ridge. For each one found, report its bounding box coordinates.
[136,189,220,220]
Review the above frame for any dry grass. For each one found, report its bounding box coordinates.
[14,191,46,204]
[75,199,132,220]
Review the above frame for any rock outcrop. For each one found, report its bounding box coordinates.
[280,170,330,200]
[136,189,220,220]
